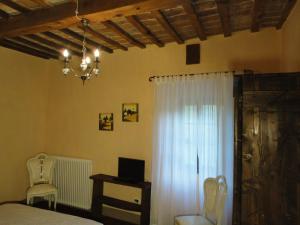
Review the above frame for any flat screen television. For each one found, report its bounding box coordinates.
[118,157,145,183]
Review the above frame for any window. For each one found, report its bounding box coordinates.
[183,105,218,175]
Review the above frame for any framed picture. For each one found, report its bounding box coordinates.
[99,113,114,131]
[122,103,139,122]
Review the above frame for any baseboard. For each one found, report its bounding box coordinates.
[0,200,23,205]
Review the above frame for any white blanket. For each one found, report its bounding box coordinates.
[0,204,102,225]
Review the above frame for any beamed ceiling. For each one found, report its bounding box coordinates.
[0,0,297,59]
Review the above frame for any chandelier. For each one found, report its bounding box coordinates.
[62,8,101,84]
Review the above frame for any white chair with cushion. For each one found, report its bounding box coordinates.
[26,153,57,210]
[175,176,227,225]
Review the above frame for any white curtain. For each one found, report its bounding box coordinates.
[151,73,234,225]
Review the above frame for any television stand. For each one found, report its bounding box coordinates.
[112,177,140,184]
[90,174,151,225]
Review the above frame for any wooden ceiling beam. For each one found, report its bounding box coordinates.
[0,0,30,13]
[216,0,231,37]
[276,0,297,29]
[26,34,81,57]
[12,36,59,58]
[103,20,146,48]
[181,0,206,41]
[0,39,52,59]
[60,28,113,53]
[0,9,10,19]
[127,15,164,47]
[251,0,266,32]
[152,10,184,44]
[0,0,182,37]
[42,31,87,52]
[80,25,128,51]
[29,0,52,7]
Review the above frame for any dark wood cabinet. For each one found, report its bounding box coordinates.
[90,174,151,225]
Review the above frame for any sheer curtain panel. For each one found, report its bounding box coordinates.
[151,73,234,225]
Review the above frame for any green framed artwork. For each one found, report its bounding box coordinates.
[122,103,139,122]
[99,113,114,131]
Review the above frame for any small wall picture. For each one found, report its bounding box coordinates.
[122,103,139,122]
[99,113,114,131]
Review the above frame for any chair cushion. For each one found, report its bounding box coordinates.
[175,215,214,225]
[27,184,57,196]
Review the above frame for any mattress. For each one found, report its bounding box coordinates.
[0,204,102,225]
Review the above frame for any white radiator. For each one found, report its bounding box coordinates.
[52,155,93,210]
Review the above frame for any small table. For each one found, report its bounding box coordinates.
[90,174,151,225]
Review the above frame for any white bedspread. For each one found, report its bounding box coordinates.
[0,204,102,225]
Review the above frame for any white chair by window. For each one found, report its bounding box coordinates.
[26,153,57,210]
[175,176,228,225]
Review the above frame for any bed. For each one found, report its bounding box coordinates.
[0,204,103,225]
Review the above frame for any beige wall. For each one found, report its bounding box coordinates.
[0,24,292,203]
[44,28,282,202]
[282,1,300,72]
[0,48,52,202]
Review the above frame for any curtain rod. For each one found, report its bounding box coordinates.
[148,70,254,82]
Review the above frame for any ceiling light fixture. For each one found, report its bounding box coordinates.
[61,1,101,85]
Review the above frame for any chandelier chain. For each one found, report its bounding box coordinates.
[75,0,81,21]
[82,24,87,58]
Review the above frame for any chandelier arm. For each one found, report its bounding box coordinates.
[87,64,96,78]
[63,59,79,77]
[67,66,79,77]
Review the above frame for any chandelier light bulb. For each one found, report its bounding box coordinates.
[81,58,88,71]
[94,49,100,58]
[63,49,69,58]
[85,56,91,64]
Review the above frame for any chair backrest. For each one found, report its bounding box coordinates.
[203,176,227,225]
[27,153,55,187]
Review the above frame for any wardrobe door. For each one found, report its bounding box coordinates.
[237,73,300,225]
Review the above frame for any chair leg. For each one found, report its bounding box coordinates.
[54,193,57,211]
[48,197,51,209]
[26,196,30,205]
